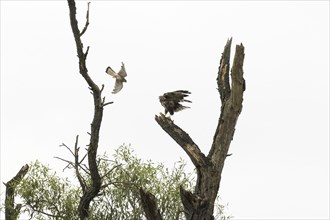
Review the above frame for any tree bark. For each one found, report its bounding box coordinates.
[153,38,245,219]
[67,1,109,219]
[139,188,163,220]
[4,164,29,220]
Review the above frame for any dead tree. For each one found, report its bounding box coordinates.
[66,1,112,219]
[4,164,29,220]
[141,38,245,219]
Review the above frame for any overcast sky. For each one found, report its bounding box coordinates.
[1,1,329,219]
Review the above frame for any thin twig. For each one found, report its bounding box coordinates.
[100,164,122,179]
[55,158,76,172]
[80,164,91,175]
[103,101,114,107]
[79,152,88,164]
[84,46,90,59]
[74,135,87,192]
[59,143,75,157]
[80,2,90,36]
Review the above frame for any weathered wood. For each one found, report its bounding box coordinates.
[139,188,163,220]
[5,164,29,220]
[155,38,245,219]
[217,37,232,103]
[155,114,208,168]
[67,1,107,219]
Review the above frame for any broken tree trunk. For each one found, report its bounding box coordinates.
[139,188,163,220]
[4,164,29,220]
[146,38,245,219]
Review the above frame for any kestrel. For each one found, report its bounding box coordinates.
[105,62,127,94]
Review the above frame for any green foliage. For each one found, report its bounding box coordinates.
[214,196,233,220]
[90,145,194,219]
[3,145,231,219]
[15,160,80,219]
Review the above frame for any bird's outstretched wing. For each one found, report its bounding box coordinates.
[112,80,124,94]
[117,62,127,77]
[163,90,191,103]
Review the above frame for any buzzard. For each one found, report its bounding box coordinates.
[159,90,191,115]
[105,62,127,94]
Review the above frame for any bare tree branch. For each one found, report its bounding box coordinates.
[67,1,105,218]
[53,156,74,171]
[217,37,232,103]
[59,143,75,157]
[74,135,87,192]
[103,101,114,107]
[100,164,121,179]
[4,164,29,220]
[79,151,88,165]
[209,43,245,168]
[56,135,89,192]
[230,43,246,111]
[84,46,90,59]
[80,2,90,37]
[155,114,208,168]
[67,0,99,92]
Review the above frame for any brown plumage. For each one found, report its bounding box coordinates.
[159,90,191,115]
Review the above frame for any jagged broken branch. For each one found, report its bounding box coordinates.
[4,164,29,220]
[155,114,208,168]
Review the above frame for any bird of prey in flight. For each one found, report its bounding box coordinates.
[159,90,191,115]
[105,62,127,94]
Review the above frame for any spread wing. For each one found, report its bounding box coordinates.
[106,62,127,94]
[163,90,191,103]
[159,90,191,115]
[117,62,127,77]
[112,79,124,94]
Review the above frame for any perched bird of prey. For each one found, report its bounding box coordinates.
[159,90,191,115]
[105,62,127,94]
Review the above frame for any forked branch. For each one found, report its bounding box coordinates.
[153,38,246,219]
[67,0,106,218]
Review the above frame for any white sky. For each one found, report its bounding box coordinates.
[1,1,329,219]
